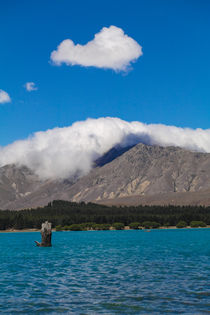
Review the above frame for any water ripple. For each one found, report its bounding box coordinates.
[0,229,210,313]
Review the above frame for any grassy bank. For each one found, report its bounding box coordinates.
[1,225,210,233]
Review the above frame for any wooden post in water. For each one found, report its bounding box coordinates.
[35,221,52,247]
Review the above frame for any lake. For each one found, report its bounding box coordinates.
[0,229,210,314]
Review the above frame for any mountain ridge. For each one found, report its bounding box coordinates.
[1,143,210,209]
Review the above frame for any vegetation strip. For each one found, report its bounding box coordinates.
[0,200,210,230]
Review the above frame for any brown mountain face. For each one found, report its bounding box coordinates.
[60,143,210,204]
[0,164,43,209]
[0,164,74,210]
[1,143,210,210]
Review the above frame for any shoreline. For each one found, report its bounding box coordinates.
[0,226,210,233]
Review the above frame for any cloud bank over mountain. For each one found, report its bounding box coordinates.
[0,117,210,180]
[51,26,142,71]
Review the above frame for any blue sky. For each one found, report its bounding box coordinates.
[0,0,210,146]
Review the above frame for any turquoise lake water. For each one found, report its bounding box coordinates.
[0,229,210,314]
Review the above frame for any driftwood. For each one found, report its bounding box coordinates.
[35,221,52,247]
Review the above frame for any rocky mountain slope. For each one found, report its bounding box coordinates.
[0,164,42,209]
[61,143,210,203]
[0,164,74,210]
[1,143,210,209]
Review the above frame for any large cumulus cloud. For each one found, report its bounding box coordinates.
[0,117,210,179]
[50,26,142,71]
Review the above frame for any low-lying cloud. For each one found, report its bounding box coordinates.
[0,89,11,104]
[0,117,210,180]
[50,26,142,71]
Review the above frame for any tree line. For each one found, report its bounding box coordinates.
[0,200,210,230]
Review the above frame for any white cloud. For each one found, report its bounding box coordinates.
[0,89,11,104]
[0,117,210,180]
[50,26,142,71]
[24,82,38,92]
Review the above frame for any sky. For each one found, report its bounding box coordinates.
[0,0,210,148]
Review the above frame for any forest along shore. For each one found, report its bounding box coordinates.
[0,200,210,231]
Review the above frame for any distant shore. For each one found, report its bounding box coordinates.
[1,226,210,233]
[0,228,40,233]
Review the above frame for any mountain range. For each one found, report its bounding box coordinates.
[1,143,210,210]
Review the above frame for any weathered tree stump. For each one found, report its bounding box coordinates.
[35,221,52,247]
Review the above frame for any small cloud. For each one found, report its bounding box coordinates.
[50,25,143,72]
[24,82,38,92]
[0,89,11,104]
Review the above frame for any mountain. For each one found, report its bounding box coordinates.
[94,145,134,167]
[0,164,74,210]
[95,189,210,207]
[0,164,42,209]
[1,143,210,209]
[60,143,210,204]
